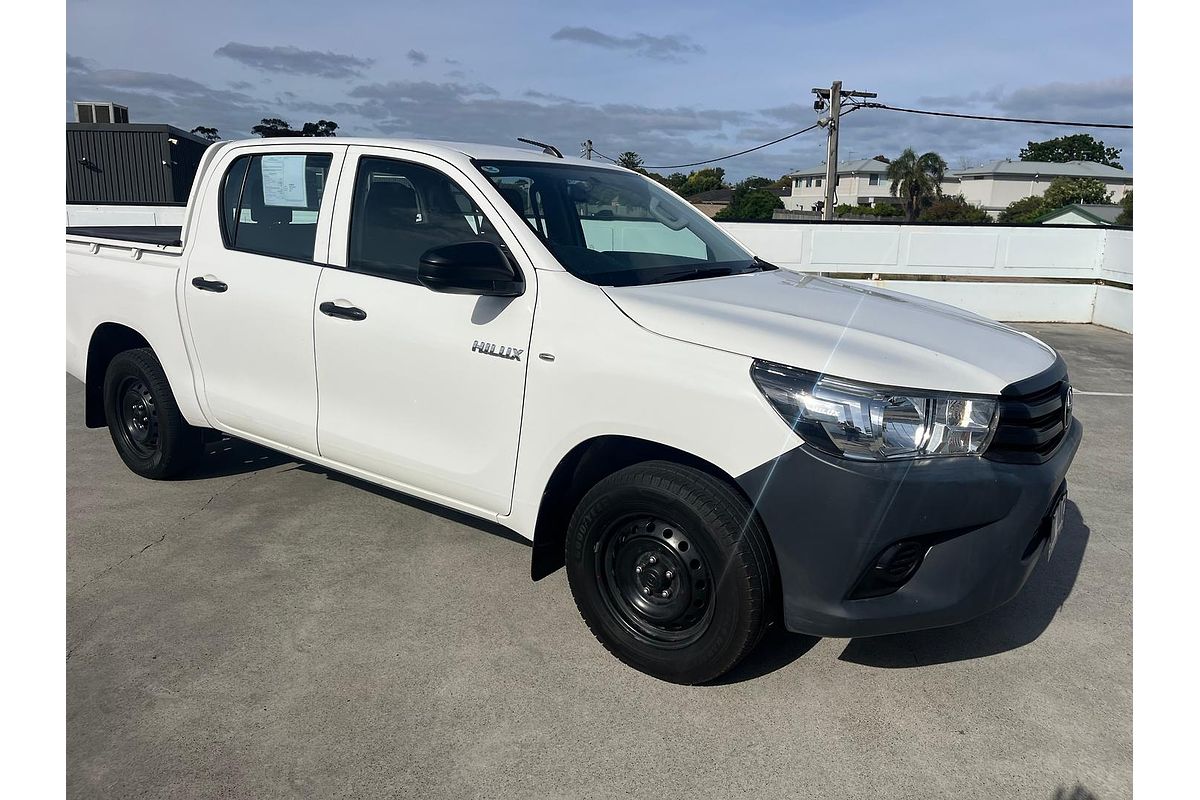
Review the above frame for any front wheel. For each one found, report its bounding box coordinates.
[565,461,777,684]
[103,348,203,479]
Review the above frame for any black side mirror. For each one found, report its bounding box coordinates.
[417,241,524,297]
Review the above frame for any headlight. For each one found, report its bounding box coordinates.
[750,360,998,460]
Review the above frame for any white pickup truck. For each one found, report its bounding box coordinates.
[66,138,1080,683]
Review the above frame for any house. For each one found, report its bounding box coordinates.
[782,158,901,212]
[783,156,1132,220]
[1034,203,1125,226]
[687,188,733,217]
[952,160,1132,218]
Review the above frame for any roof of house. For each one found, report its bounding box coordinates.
[688,188,734,203]
[950,159,1130,181]
[1034,203,1124,225]
[788,158,891,177]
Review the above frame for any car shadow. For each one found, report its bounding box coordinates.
[837,501,1090,669]
[183,436,292,479]
[708,626,821,684]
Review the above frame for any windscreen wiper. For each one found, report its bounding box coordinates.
[654,265,740,284]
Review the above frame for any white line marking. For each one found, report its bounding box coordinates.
[1074,391,1133,397]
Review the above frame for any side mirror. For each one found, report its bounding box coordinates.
[417,241,524,297]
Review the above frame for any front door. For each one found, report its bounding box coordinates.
[183,144,345,454]
[313,148,536,515]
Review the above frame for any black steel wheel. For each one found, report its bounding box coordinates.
[114,375,159,458]
[566,460,777,684]
[596,514,715,647]
[103,348,203,479]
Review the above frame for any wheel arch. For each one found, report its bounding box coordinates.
[530,434,772,581]
[84,322,152,428]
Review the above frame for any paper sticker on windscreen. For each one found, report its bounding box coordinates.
[261,155,308,207]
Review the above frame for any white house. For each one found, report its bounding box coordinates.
[783,158,899,212]
[784,157,1132,219]
[952,160,1131,217]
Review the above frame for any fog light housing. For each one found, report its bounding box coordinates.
[848,540,930,599]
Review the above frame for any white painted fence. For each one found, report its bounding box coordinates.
[720,222,1132,333]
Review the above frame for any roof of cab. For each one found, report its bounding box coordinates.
[230,137,620,170]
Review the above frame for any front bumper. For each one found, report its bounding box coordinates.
[736,418,1082,638]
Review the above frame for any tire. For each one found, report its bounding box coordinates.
[565,460,777,684]
[102,348,203,479]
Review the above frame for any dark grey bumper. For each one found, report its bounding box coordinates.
[736,419,1082,638]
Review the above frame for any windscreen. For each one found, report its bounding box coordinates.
[475,161,762,287]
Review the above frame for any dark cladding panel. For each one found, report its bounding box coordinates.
[66,125,204,205]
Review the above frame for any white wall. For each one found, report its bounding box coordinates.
[720,222,1133,333]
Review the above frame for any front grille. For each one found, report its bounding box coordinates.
[986,378,1071,464]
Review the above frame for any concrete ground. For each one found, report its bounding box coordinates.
[66,323,1131,799]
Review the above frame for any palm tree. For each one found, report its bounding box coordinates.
[886,148,948,220]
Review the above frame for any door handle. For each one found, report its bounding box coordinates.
[191,276,228,293]
[319,301,367,321]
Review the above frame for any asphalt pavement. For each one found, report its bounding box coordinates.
[66,323,1132,799]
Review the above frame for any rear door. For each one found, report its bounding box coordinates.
[313,147,536,515]
[183,144,345,454]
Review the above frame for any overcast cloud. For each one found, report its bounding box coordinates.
[549,26,705,62]
[214,42,374,79]
[66,1,1132,179]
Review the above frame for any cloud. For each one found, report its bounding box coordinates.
[63,51,1133,180]
[67,61,265,136]
[523,89,578,103]
[67,54,92,72]
[995,76,1132,122]
[214,42,374,79]
[406,49,428,65]
[550,26,704,61]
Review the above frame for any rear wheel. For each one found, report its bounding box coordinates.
[566,461,776,684]
[103,348,203,479]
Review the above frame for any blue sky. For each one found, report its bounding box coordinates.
[66,0,1132,179]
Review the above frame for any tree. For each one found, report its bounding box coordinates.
[190,125,220,142]
[998,195,1050,223]
[918,195,991,224]
[679,167,726,197]
[616,151,644,170]
[251,117,339,137]
[1115,192,1132,225]
[713,176,783,221]
[661,172,689,193]
[833,203,903,219]
[886,148,948,221]
[1019,134,1123,169]
[251,118,293,137]
[1042,177,1111,207]
[299,119,339,137]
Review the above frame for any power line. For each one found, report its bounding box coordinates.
[604,97,1131,174]
[860,102,1133,130]
[640,108,858,171]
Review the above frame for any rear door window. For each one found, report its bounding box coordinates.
[221,153,333,261]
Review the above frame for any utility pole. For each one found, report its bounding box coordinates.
[581,139,593,160]
[812,82,878,220]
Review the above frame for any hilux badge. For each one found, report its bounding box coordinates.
[472,340,524,361]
